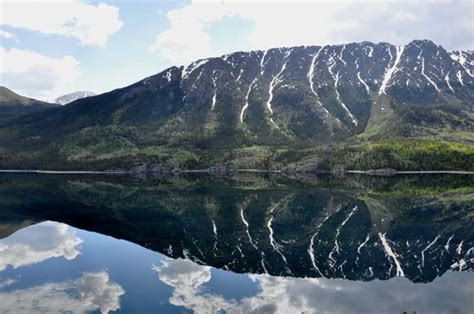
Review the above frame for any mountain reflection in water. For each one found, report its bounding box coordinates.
[0,173,473,313]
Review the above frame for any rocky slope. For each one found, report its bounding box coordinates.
[0,40,473,170]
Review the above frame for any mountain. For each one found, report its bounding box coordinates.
[0,40,473,171]
[55,91,96,105]
[0,86,58,113]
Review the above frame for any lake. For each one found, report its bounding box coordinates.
[0,173,472,313]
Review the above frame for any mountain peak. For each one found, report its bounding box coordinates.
[55,91,96,105]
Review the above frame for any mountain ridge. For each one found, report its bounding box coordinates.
[0,86,57,109]
[0,39,473,171]
[0,86,59,125]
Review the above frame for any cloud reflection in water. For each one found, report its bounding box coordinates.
[0,221,83,271]
[154,257,474,314]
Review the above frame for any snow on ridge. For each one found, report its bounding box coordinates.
[450,51,474,78]
[182,59,209,81]
[260,50,269,76]
[55,91,96,105]
[165,68,173,82]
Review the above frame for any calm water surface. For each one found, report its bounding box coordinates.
[0,173,472,313]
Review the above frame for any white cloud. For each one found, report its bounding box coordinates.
[0,221,83,271]
[0,0,123,47]
[77,272,126,314]
[151,0,474,66]
[0,271,124,314]
[0,29,17,41]
[0,278,17,288]
[0,47,81,101]
[154,258,237,313]
[154,257,474,313]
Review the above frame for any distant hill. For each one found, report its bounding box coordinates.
[55,91,96,105]
[0,40,472,171]
[0,86,58,114]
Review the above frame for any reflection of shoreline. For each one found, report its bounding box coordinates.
[1,169,473,175]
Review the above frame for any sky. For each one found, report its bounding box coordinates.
[0,0,473,102]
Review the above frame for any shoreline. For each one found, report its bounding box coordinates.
[0,169,473,175]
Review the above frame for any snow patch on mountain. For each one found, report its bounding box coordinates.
[55,91,96,105]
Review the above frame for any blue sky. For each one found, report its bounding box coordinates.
[0,0,473,101]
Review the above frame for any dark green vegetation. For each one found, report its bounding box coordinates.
[0,173,472,282]
[0,86,57,113]
[0,86,58,125]
[0,40,473,171]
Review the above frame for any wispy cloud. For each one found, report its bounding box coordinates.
[0,29,18,41]
[0,271,124,314]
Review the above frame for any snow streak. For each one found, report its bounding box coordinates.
[328,206,358,265]
[307,47,330,115]
[419,235,440,272]
[328,54,358,125]
[445,72,455,93]
[357,234,371,254]
[378,232,405,277]
[308,214,330,277]
[212,219,218,255]
[379,45,405,95]
[240,78,257,123]
[265,49,292,128]
[357,72,370,94]
[418,48,440,92]
[260,50,268,76]
[366,46,374,58]
[240,209,258,250]
[211,74,217,110]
